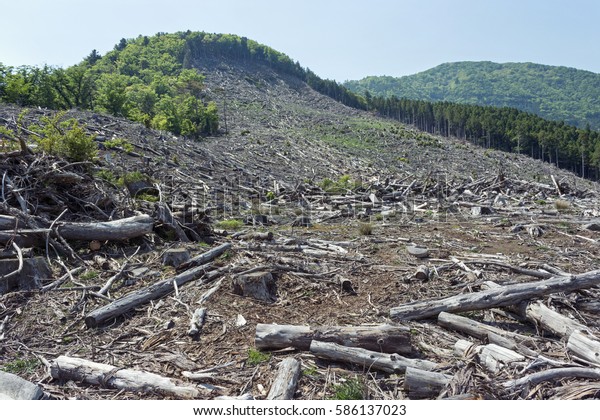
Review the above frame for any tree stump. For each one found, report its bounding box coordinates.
[232,271,276,302]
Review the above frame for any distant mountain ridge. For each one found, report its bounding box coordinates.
[344,61,600,130]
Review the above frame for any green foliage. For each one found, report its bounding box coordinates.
[330,377,365,400]
[358,222,373,236]
[216,219,244,230]
[345,61,600,130]
[247,348,270,366]
[1,358,41,375]
[104,138,134,153]
[116,170,147,188]
[31,112,97,162]
[80,270,99,281]
[319,175,361,194]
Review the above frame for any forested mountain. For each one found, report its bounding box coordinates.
[2,34,600,178]
[345,61,600,130]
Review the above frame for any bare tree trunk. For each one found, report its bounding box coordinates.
[390,269,600,320]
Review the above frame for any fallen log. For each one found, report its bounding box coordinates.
[266,357,301,400]
[520,301,587,339]
[255,324,412,354]
[177,242,232,270]
[57,214,154,241]
[85,262,213,327]
[403,367,452,399]
[50,355,199,398]
[390,269,600,320]
[503,367,600,389]
[454,339,525,373]
[309,340,435,374]
[437,311,536,344]
[567,330,600,367]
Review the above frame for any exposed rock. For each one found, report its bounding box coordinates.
[0,371,44,400]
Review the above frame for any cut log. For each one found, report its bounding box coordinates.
[520,301,587,339]
[177,242,232,270]
[85,262,213,327]
[403,367,451,399]
[50,355,199,398]
[309,340,435,374]
[255,323,412,354]
[390,269,600,320]
[437,311,535,344]
[57,214,154,241]
[0,215,19,230]
[266,357,301,400]
[414,265,430,281]
[567,330,600,367]
[503,367,600,389]
[454,339,525,373]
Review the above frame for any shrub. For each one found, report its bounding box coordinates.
[247,348,270,366]
[33,112,97,162]
[358,222,373,235]
[330,377,364,400]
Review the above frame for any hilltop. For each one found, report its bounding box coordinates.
[345,61,600,130]
[1,33,600,401]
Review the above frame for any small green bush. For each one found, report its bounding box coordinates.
[358,222,373,235]
[330,378,364,400]
[33,112,97,162]
[247,348,270,366]
[216,219,244,230]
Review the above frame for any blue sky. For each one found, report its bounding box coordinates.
[1,0,599,81]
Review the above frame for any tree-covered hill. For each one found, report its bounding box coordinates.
[0,31,365,139]
[345,61,600,130]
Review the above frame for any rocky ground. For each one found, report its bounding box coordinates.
[1,57,600,400]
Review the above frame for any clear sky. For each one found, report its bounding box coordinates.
[1,0,599,82]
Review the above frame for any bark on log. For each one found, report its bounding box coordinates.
[567,330,600,367]
[309,340,435,374]
[50,355,199,398]
[85,262,212,327]
[255,323,412,354]
[437,311,536,344]
[520,301,587,338]
[414,265,430,281]
[177,242,232,270]
[403,367,451,399]
[266,357,301,400]
[57,215,154,241]
[0,215,19,230]
[390,269,600,320]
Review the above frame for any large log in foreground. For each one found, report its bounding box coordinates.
[50,355,199,398]
[255,323,412,354]
[309,340,436,374]
[266,357,301,400]
[390,269,600,320]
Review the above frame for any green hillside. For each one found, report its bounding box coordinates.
[345,61,600,129]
